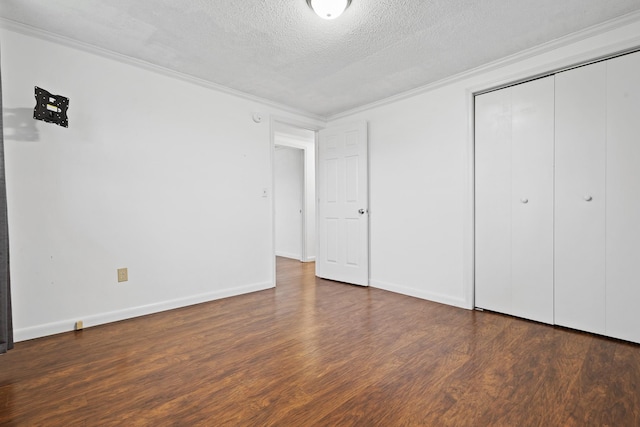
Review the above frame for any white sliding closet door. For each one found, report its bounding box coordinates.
[475,88,512,316]
[475,76,555,324]
[606,51,640,343]
[510,79,555,323]
[554,63,607,335]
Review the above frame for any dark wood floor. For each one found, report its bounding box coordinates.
[1,257,639,426]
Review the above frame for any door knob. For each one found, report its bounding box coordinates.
[584,195,593,202]
[358,209,366,215]
[520,198,528,204]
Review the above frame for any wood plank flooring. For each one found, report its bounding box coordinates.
[1,257,639,426]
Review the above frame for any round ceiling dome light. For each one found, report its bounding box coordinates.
[306,0,352,20]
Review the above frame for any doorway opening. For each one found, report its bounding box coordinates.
[272,121,317,282]
[274,145,304,261]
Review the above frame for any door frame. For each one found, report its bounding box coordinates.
[270,116,323,285]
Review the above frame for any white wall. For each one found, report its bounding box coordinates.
[328,15,640,309]
[0,27,321,341]
[274,146,303,260]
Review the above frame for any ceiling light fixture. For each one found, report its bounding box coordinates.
[306,0,352,20]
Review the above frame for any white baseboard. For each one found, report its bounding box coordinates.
[370,279,472,310]
[14,281,274,342]
[302,256,316,263]
[275,251,302,260]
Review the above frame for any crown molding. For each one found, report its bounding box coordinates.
[0,18,326,123]
[328,10,640,121]
[3,9,640,124]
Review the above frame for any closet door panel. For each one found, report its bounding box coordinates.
[510,77,555,324]
[554,63,606,335]
[606,51,640,343]
[476,78,554,322]
[475,88,513,316]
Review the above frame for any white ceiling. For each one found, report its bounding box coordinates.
[2,1,640,117]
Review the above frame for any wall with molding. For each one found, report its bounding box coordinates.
[0,27,320,340]
[329,15,640,309]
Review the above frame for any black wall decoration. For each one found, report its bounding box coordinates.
[33,86,69,128]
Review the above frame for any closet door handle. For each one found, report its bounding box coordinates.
[520,198,529,204]
[584,195,593,202]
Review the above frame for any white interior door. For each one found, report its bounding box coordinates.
[606,51,640,343]
[317,121,369,286]
[475,76,554,324]
[554,62,607,336]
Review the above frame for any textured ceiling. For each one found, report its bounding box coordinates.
[2,1,640,117]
